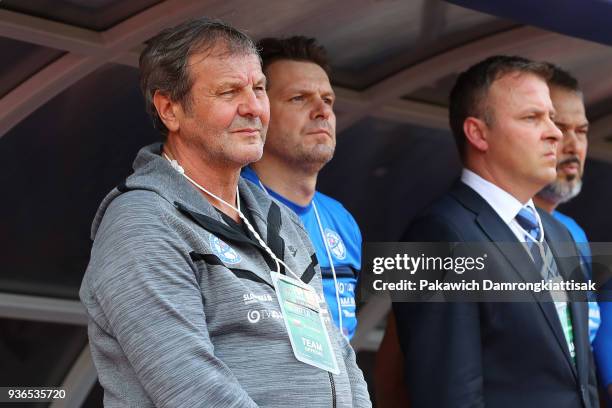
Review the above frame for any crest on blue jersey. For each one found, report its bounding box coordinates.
[324,228,346,260]
[209,234,241,264]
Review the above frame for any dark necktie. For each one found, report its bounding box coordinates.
[515,206,574,360]
[515,206,558,280]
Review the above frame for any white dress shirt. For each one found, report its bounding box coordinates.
[461,170,573,354]
[460,168,542,243]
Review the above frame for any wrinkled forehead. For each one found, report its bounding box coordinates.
[189,35,258,59]
[188,40,260,68]
[187,46,264,82]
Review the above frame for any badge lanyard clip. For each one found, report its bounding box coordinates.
[166,155,341,372]
[257,179,346,339]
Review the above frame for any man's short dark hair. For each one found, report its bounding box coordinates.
[257,36,331,82]
[139,18,258,138]
[545,62,581,93]
[449,55,553,159]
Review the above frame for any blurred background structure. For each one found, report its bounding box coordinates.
[1,0,612,406]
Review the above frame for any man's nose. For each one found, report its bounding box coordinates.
[562,130,578,154]
[238,89,267,118]
[546,117,563,143]
[310,97,333,121]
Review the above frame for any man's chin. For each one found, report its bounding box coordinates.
[308,145,335,163]
[223,142,263,167]
[538,179,582,204]
[541,167,558,185]
[559,172,579,183]
[554,167,582,188]
[240,146,264,166]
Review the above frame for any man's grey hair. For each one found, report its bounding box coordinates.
[537,179,583,205]
[139,18,259,138]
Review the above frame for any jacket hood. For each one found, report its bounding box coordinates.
[91,143,271,239]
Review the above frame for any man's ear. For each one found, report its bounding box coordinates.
[153,90,181,133]
[463,116,489,152]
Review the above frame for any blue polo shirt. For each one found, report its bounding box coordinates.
[242,167,362,339]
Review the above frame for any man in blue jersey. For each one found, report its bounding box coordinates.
[534,63,611,403]
[242,36,361,339]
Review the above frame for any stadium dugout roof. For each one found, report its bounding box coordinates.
[1,1,611,405]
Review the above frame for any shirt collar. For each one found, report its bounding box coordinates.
[241,166,312,215]
[460,168,536,224]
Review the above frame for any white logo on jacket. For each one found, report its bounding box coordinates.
[246,309,282,324]
[209,234,241,264]
[243,293,273,305]
[247,310,261,323]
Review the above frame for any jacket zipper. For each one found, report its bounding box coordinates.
[328,372,337,408]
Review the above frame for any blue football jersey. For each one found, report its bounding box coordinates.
[242,167,362,338]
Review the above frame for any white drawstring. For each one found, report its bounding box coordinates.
[312,201,346,339]
[163,152,299,280]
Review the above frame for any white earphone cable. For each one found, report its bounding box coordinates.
[163,153,299,280]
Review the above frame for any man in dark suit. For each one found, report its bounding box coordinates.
[393,56,599,408]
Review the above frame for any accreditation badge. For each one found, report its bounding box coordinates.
[271,272,340,374]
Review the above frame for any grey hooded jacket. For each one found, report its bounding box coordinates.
[80,144,371,407]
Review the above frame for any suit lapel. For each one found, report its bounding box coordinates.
[542,213,590,380]
[569,300,588,384]
[452,182,578,378]
[451,182,539,285]
[475,208,539,285]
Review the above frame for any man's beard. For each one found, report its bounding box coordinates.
[537,177,582,204]
[292,143,335,173]
[299,143,334,163]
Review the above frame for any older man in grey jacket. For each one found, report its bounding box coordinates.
[80,18,370,407]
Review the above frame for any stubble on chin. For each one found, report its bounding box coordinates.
[224,138,265,168]
[537,176,582,204]
[290,143,334,173]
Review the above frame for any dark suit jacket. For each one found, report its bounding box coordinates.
[393,181,598,408]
